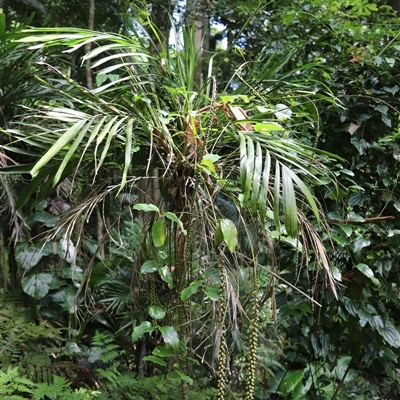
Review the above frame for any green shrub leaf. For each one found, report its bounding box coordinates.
[164,211,187,235]
[148,305,166,320]
[152,220,166,247]
[21,273,52,299]
[132,321,154,342]
[180,279,202,301]
[215,219,238,252]
[159,326,179,349]
[377,320,400,348]
[152,346,175,358]
[141,260,158,274]
[133,203,160,213]
[167,370,193,385]
[159,265,174,289]
[143,355,167,366]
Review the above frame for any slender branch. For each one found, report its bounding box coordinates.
[330,216,395,225]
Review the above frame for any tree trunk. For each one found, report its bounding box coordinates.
[149,0,176,52]
[391,0,400,14]
[185,0,211,90]
[85,0,95,90]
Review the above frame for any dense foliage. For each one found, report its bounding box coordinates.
[1,0,400,399]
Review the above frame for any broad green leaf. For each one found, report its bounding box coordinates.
[152,220,166,247]
[348,192,369,207]
[355,263,374,279]
[21,273,52,300]
[281,370,304,395]
[377,320,400,348]
[167,370,193,385]
[219,219,238,252]
[214,223,224,248]
[16,247,43,270]
[152,346,175,358]
[164,211,187,235]
[374,104,388,115]
[203,153,221,163]
[51,286,77,313]
[96,72,108,87]
[334,356,352,380]
[141,260,158,274]
[148,305,166,320]
[159,326,179,349]
[330,266,342,281]
[380,345,398,362]
[332,234,346,245]
[274,103,292,120]
[282,165,297,236]
[353,237,370,252]
[133,203,160,213]
[383,85,399,95]
[180,279,202,301]
[339,224,352,237]
[370,315,384,330]
[348,212,365,222]
[340,169,354,176]
[159,265,174,289]
[64,342,81,354]
[31,120,86,178]
[30,211,58,227]
[358,308,370,327]
[62,265,83,281]
[88,348,103,363]
[328,210,342,220]
[354,263,380,286]
[132,321,154,342]
[204,268,219,282]
[203,284,219,300]
[58,235,76,263]
[342,297,358,317]
[143,355,167,366]
[200,159,216,175]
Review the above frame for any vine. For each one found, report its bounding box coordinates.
[150,272,157,329]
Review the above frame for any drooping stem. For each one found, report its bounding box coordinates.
[244,267,260,400]
[217,255,227,400]
[0,230,9,291]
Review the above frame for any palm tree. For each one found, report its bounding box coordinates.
[0,16,339,399]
